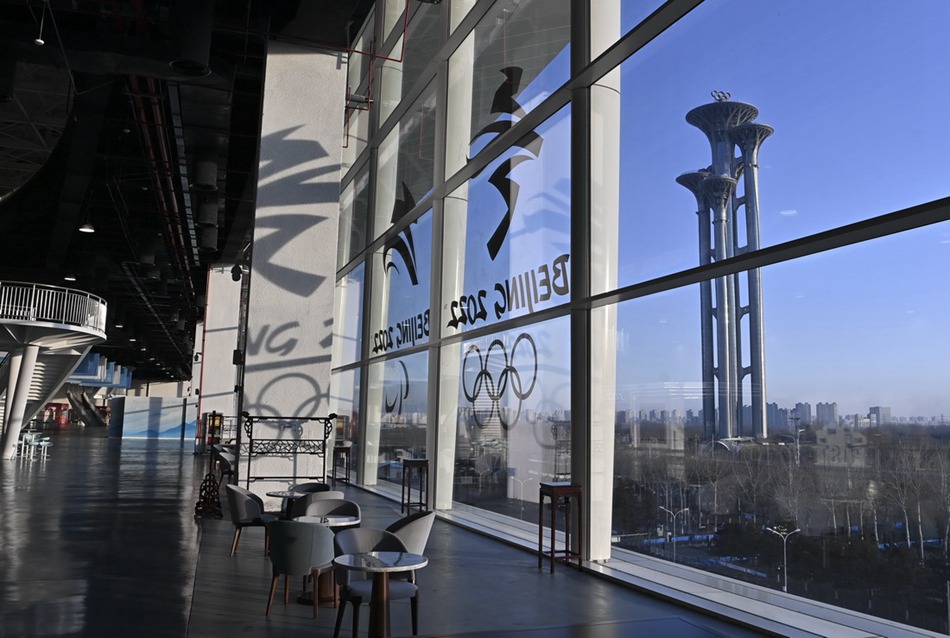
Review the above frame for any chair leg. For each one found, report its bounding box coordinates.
[264,527,270,556]
[333,600,347,638]
[266,575,278,616]
[411,594,419,635]
[283,575,290,604]
[230,527,242,556]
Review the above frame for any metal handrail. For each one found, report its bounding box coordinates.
[0,281,108,333]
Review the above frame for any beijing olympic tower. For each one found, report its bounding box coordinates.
[677,94,772,440]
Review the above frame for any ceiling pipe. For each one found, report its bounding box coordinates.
[127,74,196,310]
[169,1,214,77]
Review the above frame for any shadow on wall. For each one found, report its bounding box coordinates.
[241,130,340,418]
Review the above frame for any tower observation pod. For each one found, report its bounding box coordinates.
[676,93,773,440]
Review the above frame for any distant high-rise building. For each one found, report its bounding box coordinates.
[816,402,838,427]
[793,402,812,425]
[677,95,772,440]
[869,406,891,427]
[766,402,782,431]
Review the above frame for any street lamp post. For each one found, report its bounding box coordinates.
[795,427,805,466]
[659,506,689,563]
[765,526,801,592]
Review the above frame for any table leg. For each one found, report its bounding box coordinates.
[549,496,556,574]
[537,494,544,570]
[368,571,391,638]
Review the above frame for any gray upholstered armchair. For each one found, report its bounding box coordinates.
[225,484,277,556]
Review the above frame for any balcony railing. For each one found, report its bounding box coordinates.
[0,281,107,333]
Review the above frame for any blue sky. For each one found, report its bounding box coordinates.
[613,0,950,418]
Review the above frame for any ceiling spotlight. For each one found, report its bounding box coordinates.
[79,221,95,233]
[34,2,47,46]
[230,264,243,282]
[63,273,76,282]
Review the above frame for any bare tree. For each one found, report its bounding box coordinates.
[932,442,950,557]
[686,447,735,531]
[733,445,774,526]
[771,451,807,524]
[880,440,928,561]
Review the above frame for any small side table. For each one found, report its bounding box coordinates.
[334,551,428,638]
[401,458,429,513]
[332,444,352,488]
[537,481,583,574]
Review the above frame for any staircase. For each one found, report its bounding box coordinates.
[0,281,107,458]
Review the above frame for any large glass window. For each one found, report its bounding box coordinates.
[342,103,370,176]
[609,222,950,631]
[368,210,432,356]
[441,317,571,517]
[445,0,571,177]
[374,85,436,241]
[605,0,950,290]
[334,2,950,634]
[332,263,364,366]
[449,0,477,33]
[330,368,361,478]
[442,106,571,336]
[381,0,406,43]
[347,16,375,94]
[365,351,429,489]
[377,3,441,125]
[338,166,370,269]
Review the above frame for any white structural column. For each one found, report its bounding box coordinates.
[586,0,621,563]
[432,187,470,508]
[197,266,243,417]
[0,344,40,459]
[241,43,345,493]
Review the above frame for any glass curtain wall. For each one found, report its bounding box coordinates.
[336,0,950,633]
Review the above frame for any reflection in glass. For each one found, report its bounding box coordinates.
[609,225,950,630]
[369,210,432,356]
[347,17,375,94]
[378,4,441,125]
[445,0,570,177]
[443,318,570,518]
[338,166,370,269]
[442,106,570,336]
[332,264,364,366]
[366,352,429,489]
[374,86,436,241]
[449,0,477,33]
[342,103,370,175]
[382,0,405,43]
[330,368,361,472]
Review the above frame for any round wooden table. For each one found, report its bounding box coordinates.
[334,551,427,637]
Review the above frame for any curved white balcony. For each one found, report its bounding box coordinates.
[0,281,107,346]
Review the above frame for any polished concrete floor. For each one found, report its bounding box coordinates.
[0,427,770,637]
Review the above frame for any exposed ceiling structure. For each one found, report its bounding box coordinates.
[0,0,373,382]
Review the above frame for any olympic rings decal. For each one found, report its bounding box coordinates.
[462,333,538,430]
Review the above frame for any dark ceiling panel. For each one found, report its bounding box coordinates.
[0,0,371,382]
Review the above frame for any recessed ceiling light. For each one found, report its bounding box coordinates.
[63,273,76,282]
